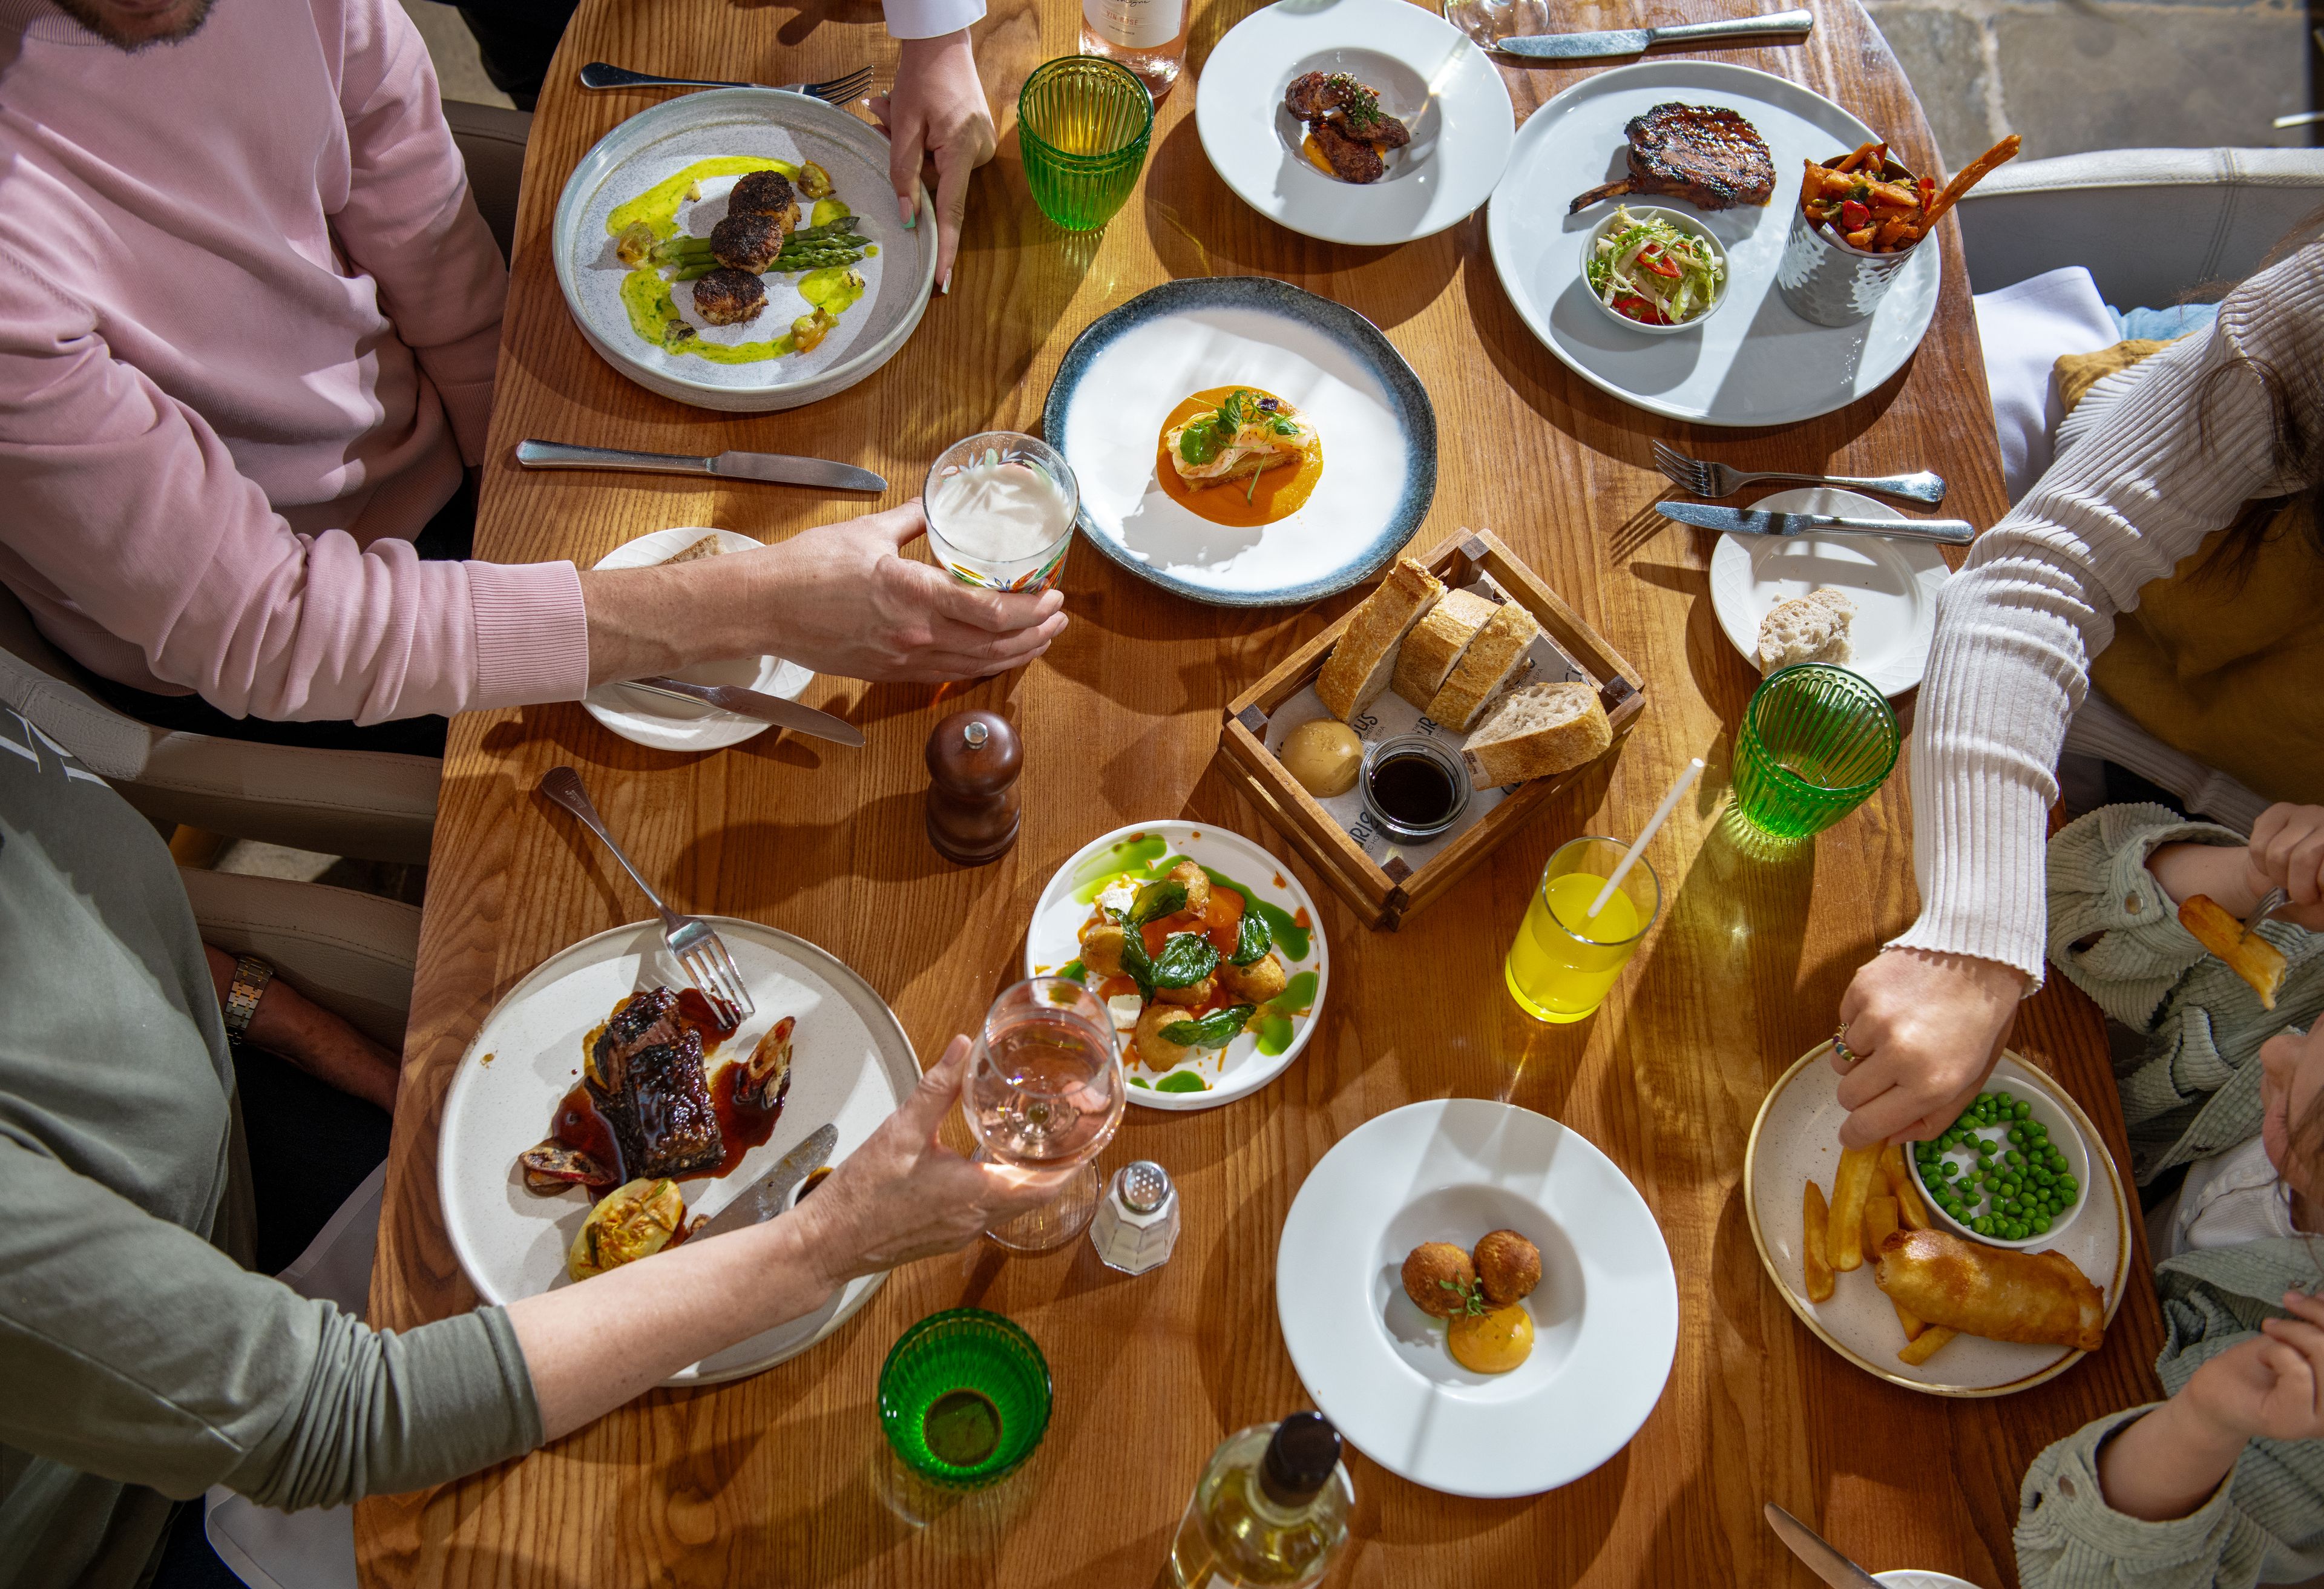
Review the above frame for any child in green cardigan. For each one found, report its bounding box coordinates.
[2016,802,2324,1589]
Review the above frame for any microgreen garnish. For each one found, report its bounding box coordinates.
[1437,1277,1488,1317]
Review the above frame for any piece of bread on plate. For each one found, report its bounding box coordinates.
[1425,602,1541,731]
[1391,587,1498,708]
[1756,588,1855,674]
[1316,557,1445,722]
[1460,682,1612,789]
[2178,893,2288,1010]
[660,533,726,566]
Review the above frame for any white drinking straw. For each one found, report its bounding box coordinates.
[1587,757,1705,921]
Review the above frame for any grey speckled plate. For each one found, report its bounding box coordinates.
[1041,277,1437,608]
[553,88,935,413]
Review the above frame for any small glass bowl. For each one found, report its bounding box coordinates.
[1359,733,1470,842]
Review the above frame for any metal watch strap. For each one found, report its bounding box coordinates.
[223,955,273,1039]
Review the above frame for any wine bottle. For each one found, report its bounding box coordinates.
[1079,0,1188,99]
[1166,1412,1351,1588]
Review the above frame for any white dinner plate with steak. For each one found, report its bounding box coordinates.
[436,918,918,1384]
[1488,61,1942,426]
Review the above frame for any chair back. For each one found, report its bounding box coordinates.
[0,582,155,778]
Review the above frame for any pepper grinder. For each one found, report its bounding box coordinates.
[925,709,1022,866]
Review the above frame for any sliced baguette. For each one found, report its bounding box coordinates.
[2179,893,2288,1010]
[660,533,727,566]
[1315,557,1445,722]
[1460,682,1613,789]
[1391,587,1498,708]
[1756,589,1855,674]
[1425,602,1541,731]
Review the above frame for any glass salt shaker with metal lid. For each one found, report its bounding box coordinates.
[1090,1160,1180,1274]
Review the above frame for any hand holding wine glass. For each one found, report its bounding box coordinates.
[966,976,1128,1251]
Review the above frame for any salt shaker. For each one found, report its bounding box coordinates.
[1091,1160,1180,1274]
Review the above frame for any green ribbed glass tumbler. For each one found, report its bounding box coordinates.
[878,1309,1052,1488]
[1019,56,1154,231]
[1730,663,1900,839]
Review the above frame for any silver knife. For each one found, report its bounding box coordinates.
[1498,7,1813,57]
[1656,501,1975,545]
[614,676,868,747]
[696,1123,840,1239]
[516,439,886,493]
[1763,1504,1883,1589]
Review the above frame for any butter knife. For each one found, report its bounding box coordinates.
[615,677,868,747]
[1656,501,1975,545]
[1763,1504,1883,1589]
[1498,7,1812,58]
[696,1124,839,1239]
[516,439,886,493]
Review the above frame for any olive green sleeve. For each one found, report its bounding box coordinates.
[0,1136,542,1510]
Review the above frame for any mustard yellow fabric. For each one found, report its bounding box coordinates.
[2055,341,2324,803]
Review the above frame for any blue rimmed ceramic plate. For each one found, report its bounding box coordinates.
[1041,277,1437,607]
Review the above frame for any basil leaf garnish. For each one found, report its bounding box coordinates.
[1129,878,1187,926]
[1147,931,1219,989]
[1177,420,1223,466]
[1228,911,1272,966]
[1160,1004,1256,1050]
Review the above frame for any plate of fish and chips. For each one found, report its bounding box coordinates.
[436,918,919,1384]
[1744,1045,2132,1396]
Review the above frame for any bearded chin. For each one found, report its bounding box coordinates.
[53,0,214,50]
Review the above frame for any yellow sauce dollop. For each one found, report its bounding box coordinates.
[1448,1304,1535,1374]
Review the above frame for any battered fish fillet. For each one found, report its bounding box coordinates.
[1164,393,1319,488]
[1873,1228,2104,1352]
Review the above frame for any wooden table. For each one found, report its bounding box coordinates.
[361,1,2165,1582]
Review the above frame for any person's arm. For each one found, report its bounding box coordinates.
[2040,804,2251,1031]
[1831,243,2324,1148]
[329,0,508,464]
[868,6,994,293]
[201,946,400,1113]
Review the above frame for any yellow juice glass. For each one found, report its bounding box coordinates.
[1503,836,1663,1023]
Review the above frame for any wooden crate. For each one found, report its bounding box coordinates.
[1216,529,1646,930]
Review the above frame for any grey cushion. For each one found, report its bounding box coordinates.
[444,98,532,263]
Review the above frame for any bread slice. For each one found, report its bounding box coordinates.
[1316,558,1445,722]
[1425,602,1541,731]
[1391,588,1498,708]
[2178,893,2288,1010]
[1756,589,1855,674]
[1461,682,1613,789]
[660,533,726,566]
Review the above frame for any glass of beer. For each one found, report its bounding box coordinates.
[1503,837,1662,1023]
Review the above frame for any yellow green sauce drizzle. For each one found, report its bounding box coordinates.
[609,157,875,366]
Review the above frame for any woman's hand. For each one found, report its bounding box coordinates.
[2181,1291,2324,1445]
[1831,948,2024,1148]
[792,1037,1074,1288]
[870,30,995,293]
[2246,804,2324,929]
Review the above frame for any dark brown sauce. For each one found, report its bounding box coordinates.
[1368,751,1457,826]
[551,1084,623,1201]
[548,987,781,1194]
[672,987,736,1056]
[691,1062,785,1181]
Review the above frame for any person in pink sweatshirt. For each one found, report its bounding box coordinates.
[0,0,1051,755]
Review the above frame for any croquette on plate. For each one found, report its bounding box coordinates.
[1400,1242,1477,1318]
[1473,1228,1542,1306]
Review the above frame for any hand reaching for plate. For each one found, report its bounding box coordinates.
[870,28,995,294]
[1831,947,2024,1148]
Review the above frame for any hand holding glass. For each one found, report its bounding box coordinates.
[967,976,1126,1251]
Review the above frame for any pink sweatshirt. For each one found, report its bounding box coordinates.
[0,0,588,723]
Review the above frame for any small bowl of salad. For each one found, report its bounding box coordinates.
[1580,204,1728,334]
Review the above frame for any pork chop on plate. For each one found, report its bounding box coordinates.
[1569,103,1774,214]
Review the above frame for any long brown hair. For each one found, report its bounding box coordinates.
[2192,219,2324,584]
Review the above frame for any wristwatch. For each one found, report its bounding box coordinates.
[223,955,274,1041]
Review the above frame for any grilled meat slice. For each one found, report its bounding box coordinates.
[691,268,767,327]
[1308,118,1386,185]
[1282,70,1353,121]
[589,987,682,1094]
[711,209,789,273]
[728,169,800,229]
[1340,99,1409,150]
[587,1028,725,1179]
[1569,103,1774,214]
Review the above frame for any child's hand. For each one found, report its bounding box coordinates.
[2248,805,2324,930]
[2181,1291,2324,1446]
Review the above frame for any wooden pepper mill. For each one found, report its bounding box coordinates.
[925,709,1022,866]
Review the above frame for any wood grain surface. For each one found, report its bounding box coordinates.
[359,1,2164,1583]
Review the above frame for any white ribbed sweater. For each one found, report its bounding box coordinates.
[1893,242,2320,986]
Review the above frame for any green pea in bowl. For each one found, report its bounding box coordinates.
[1908,1071,2090,1250]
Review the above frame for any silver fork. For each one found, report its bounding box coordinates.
[1652,440,1948,505]
[579,61,876,104]
[2243,886,2290,938]
[537,765,755,1027]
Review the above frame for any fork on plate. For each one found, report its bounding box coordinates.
[537,765,755,1027]
[1652,440,1948,505]
[579,61,876,104]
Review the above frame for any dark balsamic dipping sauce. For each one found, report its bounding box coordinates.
[1367,751,1458,827]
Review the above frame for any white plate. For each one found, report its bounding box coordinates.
[553,88,934,412]
[1042,276,1435,607]
[1707,489,1949,696]
[1276,1099,1678,1497]
[1023,820,1328,1110]
[436,918,919,1384]
[1486,61,1942,426]
[1195,0,1514,246]
[582,527,813,753]
[1744,1045,2132,1397]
